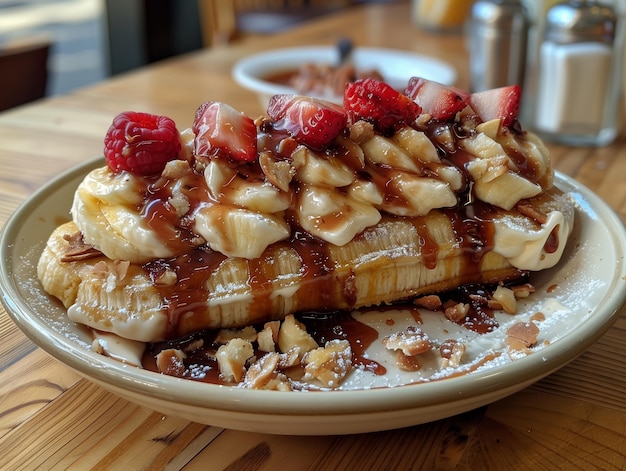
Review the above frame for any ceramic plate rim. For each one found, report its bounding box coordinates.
[1,158,625,421]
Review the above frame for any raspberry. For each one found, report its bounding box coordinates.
[104,111,181,176]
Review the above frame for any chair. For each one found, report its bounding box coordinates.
[0,37,51,112]
[198,0,355,46]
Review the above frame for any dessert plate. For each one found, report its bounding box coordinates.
[1,158,625,435]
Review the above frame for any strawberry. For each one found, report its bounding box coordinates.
[343,78,421,134]
[468,85,521,127]
[267,95,347,150]
[404,77,469,121]
[104,111,181,176]
[193,101,257,162]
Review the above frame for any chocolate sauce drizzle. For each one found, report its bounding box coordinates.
[133,114,549,372]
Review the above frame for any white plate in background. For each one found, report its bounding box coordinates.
[232,46,457,108]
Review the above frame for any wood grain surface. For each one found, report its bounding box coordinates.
[0,2,624,469]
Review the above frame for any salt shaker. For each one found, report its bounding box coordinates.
[468,0,530,92]
[532,1,624,146]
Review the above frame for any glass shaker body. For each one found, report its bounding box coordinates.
[468,0,530,92]
[531,1,624,146]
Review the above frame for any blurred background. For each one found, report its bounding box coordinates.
[0,0,106,96]
[0,0,392,102]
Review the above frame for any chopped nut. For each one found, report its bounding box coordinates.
[382,325,431,356]
[414,294,442,311]
[241,350,301,390]
[277,314,318,359]
[155,348,187,377]
[257,321,279,352]
[493,285,517,314]
[277,137,300,158]
[511,283,535,298]
[506,321,540,351]
[161,159,192,179]
[241,352,281,389]
[216,338,254,382]
[481,155,510,183]
[440,339,466,369]
[89,260,131,293]
[476,118,501,139]
[61,231,101,262]
[168,193,190,218]
[530,312,545,323]
[348,120,375,144]
[394,350,422,372]
[259,152,295,192]
[302,339,352,388]
[111,260,130,281]
[469,293,490,305]
[154,269,177,286]
[89,259,130,282]
[214,325,257,345]
[277,347,300,369]
[487,299,503,310]
[91,260,109,277]
[444,302,470,323]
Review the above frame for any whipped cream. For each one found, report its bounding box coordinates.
[493,209,573,271]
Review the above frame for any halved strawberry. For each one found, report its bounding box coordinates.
[468,85,521,127]
[405,77,469,121]
[193,101,257,162]
[344,78,421,134]
[267,95,347,150]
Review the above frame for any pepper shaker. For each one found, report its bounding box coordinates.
[468,0,530,92]
[532,0,624,146]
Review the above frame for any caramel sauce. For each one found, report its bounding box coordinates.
[544,224,560,254]
[147,172,209,237]
[130,110,548,387]
[409,306,423,325]
[138,114,525,340]
[411,216,439,270]
[298,311,386,375]
[445,199,497,270]
[145,249,226,337]
[247,255,274,312]
[501,141,537,181]
[290,229,334,306]
[141,285,513,385]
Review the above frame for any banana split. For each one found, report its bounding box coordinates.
[37,78,574,390]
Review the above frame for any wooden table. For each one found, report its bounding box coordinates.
[1,1,624,469]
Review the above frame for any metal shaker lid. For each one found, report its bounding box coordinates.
[545,1,617,44]
[471,0,528,30]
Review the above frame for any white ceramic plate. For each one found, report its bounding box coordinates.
[232,46,457,108]
[1,158,625,435]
